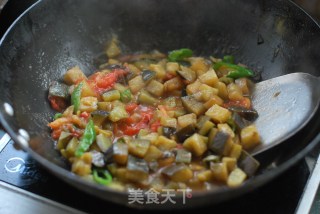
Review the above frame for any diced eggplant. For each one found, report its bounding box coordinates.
[228,106,258,121]
[175,124,196,142]
[160,117,177,128]
[128,139,151,158]
[197,115,215,135]
[102,90,120,102]
[203,155,221,163]
[127,155,149,173]
[227,168,247,187]
[49,81,69,99]
[146,80,164,97]
[209,131,229,155]
[109,105,129,122]
[183,133,208,157]
[162,164,187,176]
[177,113,197,129]
[144,145,163,162]
[196,116,210,129]
[138,90,158,106]
[181,96,206,116]
[232,113,249,130]
[65,137,79,158]
[240,125,261,150]
[91,150,105,167]
[162,164,193,182]
[238,150,260,177]
[96,133,112,153]
[104,146,114,164]
[163,127,176,138]
[148,161,159,172]
[178,60,191,67]
[177,66,196,82]
[113,142,128,165]
[175,149,192,164]
[91,110,109,126]
[205,104,231,123]
[210,162,228,182]
[103,64,124,70]
[57,131,72,150]
[154,136,177,151]
[141,70,156,82]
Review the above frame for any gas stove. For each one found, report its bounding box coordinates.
[0,0,320,213]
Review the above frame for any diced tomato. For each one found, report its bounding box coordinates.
[125,117,136,125]
[223,97,251,109]
[88,69,129,94]
[48,96,67,112]
[80,111,90,119]
[150,120,161,132]
[96,72,117,89]
[125,103,138,114]
[117,104,156,136]
[123,126,140,136]
[176,144,183,149]
[164,73,175,81]
[51,128,62,140]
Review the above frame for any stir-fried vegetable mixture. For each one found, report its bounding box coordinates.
[48,39,261,191]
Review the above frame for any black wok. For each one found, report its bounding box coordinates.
[0,0,320,209]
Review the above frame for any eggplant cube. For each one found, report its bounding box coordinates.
[209,131,230,155]
[178,113,197,129]
[128,75,145,94]
[162,164,193,182]
[210,162,228,183]
[126,155,149,182]
[205,104,231,123]
[227,168,247,187]
[113,142,128,165]
[128,139,151,158]
[155,136,177,151]
[238,151,260,177]
[183,133,208,157]
[240,125,261,150]
[79,97,98,112]
[198,68,219,87]
[146,80,164,97]
[63,66,87,85]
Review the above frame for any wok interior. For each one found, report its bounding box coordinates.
[1,0,320,207]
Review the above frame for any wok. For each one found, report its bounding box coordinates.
[0,0,320,209]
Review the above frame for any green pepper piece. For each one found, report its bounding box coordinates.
[168,48,193,62]
[227,118,236,132]
[222,55,235,64]
[213,62,254,79]
[54,113,63,120]
[120,89,132,103]
[75,119,96,157]
[71,82,83,113]
[93,169,112,185]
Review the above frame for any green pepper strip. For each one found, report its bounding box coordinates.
[120,89,132,103]
[222,55,234,64]
[75,119,96,157]
[213,62,254,79]
[54,113,63,120]
[168,48,193,62]
[93,169,112,185]
[71,82,83,113]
